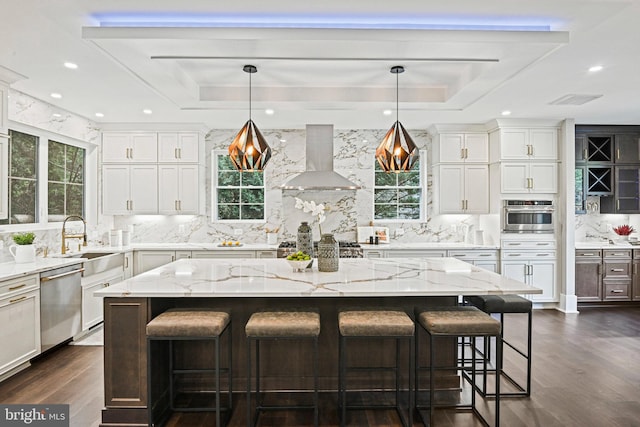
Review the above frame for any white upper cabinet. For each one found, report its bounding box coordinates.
[434,132,489,163]
[500,162,557,193]
[158,164,199,214]
[0,82,8,135]
[103,164,158,214]
[497,128,558,160]
[102,132,158,163]
[437,164,489,214]
[158,132,199,163]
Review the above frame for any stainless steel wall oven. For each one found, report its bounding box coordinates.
[503,200,554,233]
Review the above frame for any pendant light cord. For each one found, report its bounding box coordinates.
[249,70,252,121]
[396,69,399,123]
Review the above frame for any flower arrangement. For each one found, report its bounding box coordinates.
[613,224,634,236]
[294,198,328,235]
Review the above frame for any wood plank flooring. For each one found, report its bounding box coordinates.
[1,307,639,426]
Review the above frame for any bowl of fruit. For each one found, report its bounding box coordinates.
[286,251,313,271]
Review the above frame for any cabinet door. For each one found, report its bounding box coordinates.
[130,133,157,162]
[474,260,498,273]
[633,260,640,301]
[157,165,179,214]
[500,129,529,160]
[529,259,557,302]
[613,166,640,213]
[134,251,176,275]
[464,165,489,213]
[177,133,199,163]
[501,259,528,283]
[529,163,557,193]
[177,165,199,213]
[437,134,464,163]
[82,281,107,331]
[438,165,464,213]
[464,133,489,163]
[158,133,179,162]
[575,260,602,302]
[575,135,587,162]
[614,134,640,163]
[123,252,134,279]
[0,135,8,219]
[102,133,131,163]
[529,129,557,160]
[0,289,40,376]
[102,165,131,215]
[500,163,528,193]
[130,165,158,214]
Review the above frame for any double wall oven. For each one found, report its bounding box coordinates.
[503,200,555,234]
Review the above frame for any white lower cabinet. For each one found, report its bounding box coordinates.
[501,251,557,302]
[123,251,134,279]
[0,275,40,379]
[134,251,179,275]
[81,269,124,331]
[448,250,499,272]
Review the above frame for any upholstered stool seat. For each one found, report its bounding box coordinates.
[147,308,232,427]
[415,306,501,427]
[464,294,533,397]
[338,309,414,427]
[246,309,320,427]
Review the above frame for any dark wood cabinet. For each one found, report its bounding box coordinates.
[602,249,631,301]
[600,166,640,213]
[575,250,602,302]
[633,252,640,301]
[614,133,640,163]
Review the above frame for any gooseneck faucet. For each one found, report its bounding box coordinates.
[61,215,87,254]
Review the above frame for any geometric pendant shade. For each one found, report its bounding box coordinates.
[375,65,419,173]
[375,120,419,172]
[228,65,272,171]
[229,118,272,171]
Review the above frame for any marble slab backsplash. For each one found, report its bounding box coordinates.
[112,128,489,245]
[575,196,640,241]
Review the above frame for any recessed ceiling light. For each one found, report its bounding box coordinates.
[265,109,274,115]
[50,93,62,99]
[52,113,62,118]
[142,109,152,115]
[383,110,392,116]
[95,112,104,118]
[279,139,286,143]
[501,110,512,116]
[588,65,603,73]
[363,139,368,143]
[64,62,78,70]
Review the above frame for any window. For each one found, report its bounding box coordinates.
[48,140,85,222]
[0,129,86,226]
[374,155,423,220]
[213,152,265,221]
[0,130,38,224]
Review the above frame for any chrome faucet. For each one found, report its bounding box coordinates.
[61,215,87,254]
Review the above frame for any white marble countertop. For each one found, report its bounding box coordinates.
[95,257,540,298]
[0,257,85,281]
[575,241,640,249]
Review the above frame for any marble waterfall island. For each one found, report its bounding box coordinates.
[96,257,539,427]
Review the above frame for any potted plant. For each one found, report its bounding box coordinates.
[613,224,634,241]
[9,232,36,263]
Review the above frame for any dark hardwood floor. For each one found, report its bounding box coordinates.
[1,307,639,426]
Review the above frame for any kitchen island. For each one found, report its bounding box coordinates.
[96,257,540,426]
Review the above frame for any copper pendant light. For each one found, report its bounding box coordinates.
[375,66,419,173]
[229,65,272,172]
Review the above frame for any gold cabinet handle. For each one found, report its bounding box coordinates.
[617,148,620,160]
[9,284,26,291]
[178,148,182,159]
[617,200,620,210]
[178,200,182,211]
[124,257,129,269]
[461,200,465,210]
[584,148,588,159]
[461,148,465,160]
[10,296,27,304]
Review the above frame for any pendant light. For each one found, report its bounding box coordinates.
[375,65,419,173]
[229,65,272,171]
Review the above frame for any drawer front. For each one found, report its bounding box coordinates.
[502,240,555,250]
[603,249,632,259]
[634,249,640,260]
[502,251,555,260]
[575,250,602,259]
[603,281,630,300]
[0,275,39,299]
[603,261,631,278]
[448,250,498,261]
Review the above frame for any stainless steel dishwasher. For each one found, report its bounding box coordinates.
[40,264,84,352]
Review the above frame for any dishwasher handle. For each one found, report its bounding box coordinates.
[41,268,84,282]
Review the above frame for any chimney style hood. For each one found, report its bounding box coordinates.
[281,124,361,190]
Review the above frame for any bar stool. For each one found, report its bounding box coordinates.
[245,309,320,427]
[415,306,501,427]
[464,294,533,397]
[338,309,414,427]
[146,308,232,427]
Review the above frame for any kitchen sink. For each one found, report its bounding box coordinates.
[68,252,124,277]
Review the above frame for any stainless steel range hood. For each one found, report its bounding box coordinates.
[281,124,361,190]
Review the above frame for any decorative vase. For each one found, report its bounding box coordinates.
[317,233,339,272]
[9,244,36,263]
[296,222,314,268]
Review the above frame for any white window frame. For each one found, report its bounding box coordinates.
[1,121,97,232]
[210,150,266,223]
[373,149,427,223]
